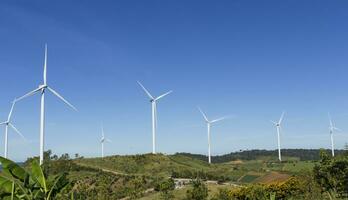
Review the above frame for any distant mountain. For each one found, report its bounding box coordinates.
[176,149,347,163]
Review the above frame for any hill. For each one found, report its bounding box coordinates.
[176,149,346,163]
[73,151,316,184]
[74,153,241,181]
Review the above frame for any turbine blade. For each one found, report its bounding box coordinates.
[137,81,154,99]
[106,139,112,143]
[198,107,209,122]
[328,112,333,127]
[44,44,48,85]
[16,87,41,102]
[211,117,226,123]
[9,123,26,140]
[0,121,7,125]
[270,120,277,125]
[47,87,77,111]
[101,123,105,137]
[7,99,16,121]
[278,111,285,124]
[155,90,172,101]
[333,127,341,132]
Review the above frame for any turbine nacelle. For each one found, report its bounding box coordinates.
[270,112,285,127]
[328,113,341,134]
[198,107,227,125]
[0,101,26,141]
[39,84,48,89]
[137,81,172,102]
[0,120,10,125]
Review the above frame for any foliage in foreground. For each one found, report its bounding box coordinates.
[313,150,348,198]
[224,176,322,200]
[0,156,69,200]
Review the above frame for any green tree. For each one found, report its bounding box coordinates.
[155,178,175,200]
[185,179,208,200]
[313,150,348,197]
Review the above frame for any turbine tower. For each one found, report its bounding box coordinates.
[328,113,340,157]
[271,112,285,162]
[100,124,111,158]
[137,81,172,154]
[16,44,77,165]
[0,99,26,158]
[198,107,226,164]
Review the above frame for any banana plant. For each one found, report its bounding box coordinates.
[0,156,69,200]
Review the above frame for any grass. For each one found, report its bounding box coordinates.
[282,161,316,173]
[239,174,261,183]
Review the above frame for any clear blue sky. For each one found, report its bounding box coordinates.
[1,1,348,161]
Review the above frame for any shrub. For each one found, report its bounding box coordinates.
[185,179,208,200]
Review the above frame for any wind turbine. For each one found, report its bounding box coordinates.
[16,44,77,165]
[137,81,172,154]
[198,107,226,164]
[328,113,340,157]
[270,112,285,162]
[0,99,26,158]
[100,124,111,158]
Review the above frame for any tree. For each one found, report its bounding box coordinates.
[155,178,175,200]
[0,156,70,200]
[185,179,208,200]
[313,150,348,197]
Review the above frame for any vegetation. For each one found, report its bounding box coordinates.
[177,149,346,163]
[154,178,175,200]
[1,148,348,199]
[313,150,348,198]
[184,179,208,200]
[0,156,69,200]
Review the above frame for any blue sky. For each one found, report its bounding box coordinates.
[1,1,348,161]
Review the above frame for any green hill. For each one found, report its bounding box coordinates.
[10,150,328,199]
[73,152,314,184]
[74,153,240,181]
[176,149,346,163]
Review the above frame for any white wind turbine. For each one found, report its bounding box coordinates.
[328,113,340,157]
[0,99,26,158]
[270,112,285,162]
[137,81,172,154]
[16,44,77,165]
[100,124,112,158]
[198,107,226,164]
